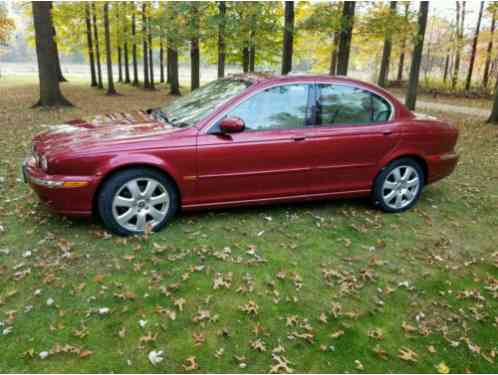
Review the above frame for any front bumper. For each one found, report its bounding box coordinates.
[22,157,98,217]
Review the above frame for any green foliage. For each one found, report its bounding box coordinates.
[199,2,283,68]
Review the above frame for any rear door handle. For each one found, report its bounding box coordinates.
[382,130,393,136]
[293,136,306,141]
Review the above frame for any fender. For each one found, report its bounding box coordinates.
[376,145,429,178]
[94,153,183,190]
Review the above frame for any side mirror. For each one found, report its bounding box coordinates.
[219,117,245,134]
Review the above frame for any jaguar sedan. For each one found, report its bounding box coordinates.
[24,74,459,235]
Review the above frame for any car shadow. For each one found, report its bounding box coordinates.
[56,187,443,234]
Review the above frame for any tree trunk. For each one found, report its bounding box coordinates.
[142,3,150,89]
[159,37,165,83]
[103,2,117,95]
[397,3,409,81]
[217,1,226,78]
[405,1,429,110]
[336,1,355,76]
[191,37,200,89]
[148,9,155,90]
[487,83,498,123]
[329,31,339,75]
[85,3,97,87]
[52,32,66,81]
[92,3,103,89]
[167,42,172,84]
[117,46,123,83]
[242,46,250,73]
[32,2,72,107]
[132,5,138,86]
[452,1,465,89]
[378,2,396,87]
[116,4,122,83]
[484,10,496,88]
[190,5,200,90]
[168,46,180,95]
[465,1,484,91]
[124,34,130,83]
[167,3,180,95]
[249,27,256,72]
[443,50,450,83]
[159,16,165,85]
[49,4,66,83]
[281,1,294,75]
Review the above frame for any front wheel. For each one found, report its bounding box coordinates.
[372,158,424,213]
[97,168,179,236]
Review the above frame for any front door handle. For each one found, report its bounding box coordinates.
[382,130,393,136]
[293,136,306,141]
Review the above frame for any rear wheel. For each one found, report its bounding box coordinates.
[98,168,179,236]
[372,158,424,213]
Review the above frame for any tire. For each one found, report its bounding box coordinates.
[97,168,179,236]
[372,158,424,213]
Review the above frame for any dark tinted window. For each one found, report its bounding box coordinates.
[316,84,391,125]
[228,84,310,131]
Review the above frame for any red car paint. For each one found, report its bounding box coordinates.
[25,75,459,217]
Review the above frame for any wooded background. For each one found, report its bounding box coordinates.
[3,1,498,122]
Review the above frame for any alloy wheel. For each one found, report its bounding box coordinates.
[381,165,420,210]
[112,178,170,232]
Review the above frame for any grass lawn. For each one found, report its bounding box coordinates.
[0,77,497,373]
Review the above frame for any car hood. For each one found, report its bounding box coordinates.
[33,110,183,156]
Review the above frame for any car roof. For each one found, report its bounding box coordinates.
[226,73,391,93]
[224,73,413,120]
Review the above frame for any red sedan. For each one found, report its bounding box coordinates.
[24,74,459,235]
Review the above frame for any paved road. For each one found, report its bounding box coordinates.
[395,97,489,118]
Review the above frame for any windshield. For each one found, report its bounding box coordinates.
[160,78,252,127]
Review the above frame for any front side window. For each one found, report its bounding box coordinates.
[161,78,252,128]
[227,84,310,131]
[316,84,392,126]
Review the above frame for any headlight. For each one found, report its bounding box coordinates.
[40,156,48,171]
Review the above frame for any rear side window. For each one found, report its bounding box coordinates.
[316,84,392,126]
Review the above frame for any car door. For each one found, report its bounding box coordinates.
[195,83,313,205]
[305,83,402,194]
